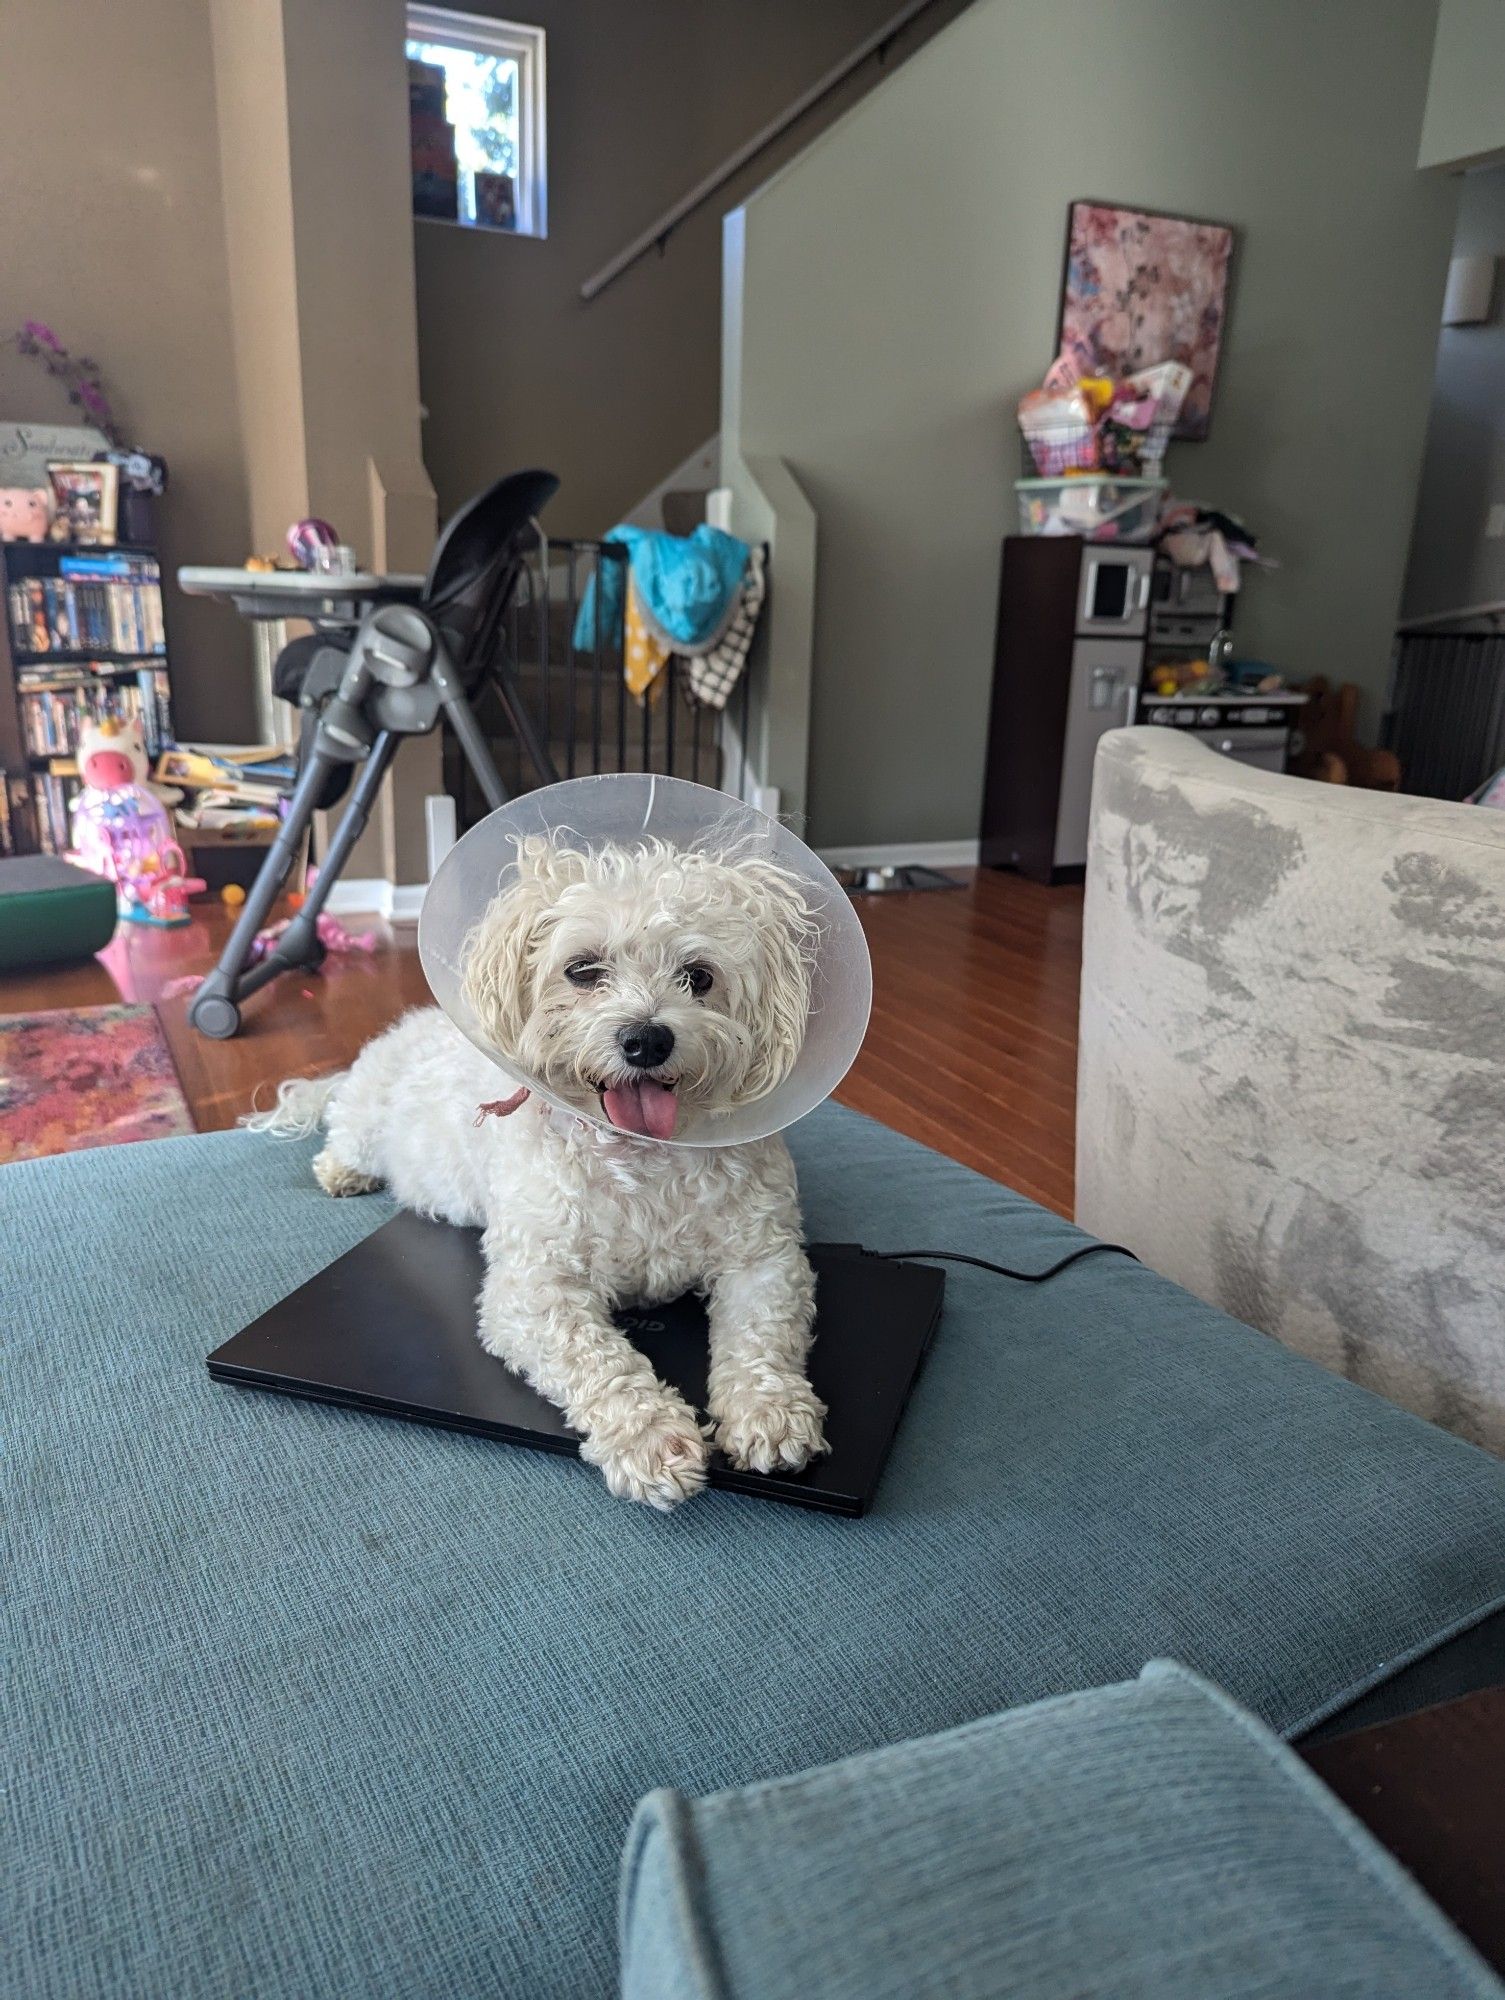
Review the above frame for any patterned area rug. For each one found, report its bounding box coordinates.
[0,1004,195,1163]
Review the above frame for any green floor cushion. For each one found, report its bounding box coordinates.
[0,854,116,969]
[7,1108,1505,1997]
[622,1661,1503,2000]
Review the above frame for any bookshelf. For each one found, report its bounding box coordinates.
[0,537,175,856]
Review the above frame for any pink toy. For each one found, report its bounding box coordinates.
[162,901,376,1002]
[71,717,206,927]
[247,910,378,964]
[0,486,53,542]
[286,517,339,568]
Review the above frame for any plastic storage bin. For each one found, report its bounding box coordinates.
[1016,476,1165,542]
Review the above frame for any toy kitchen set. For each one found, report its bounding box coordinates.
[978,531,1302,884]
[980,349,1300,884]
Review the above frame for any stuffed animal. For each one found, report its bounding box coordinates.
[1289,678,1401,790]
[71,718,204,926]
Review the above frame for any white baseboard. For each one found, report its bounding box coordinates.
[321,878,390,917]
[321,877,426,924]
[817,838,979,870]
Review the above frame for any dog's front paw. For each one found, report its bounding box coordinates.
[580,1399,708,1512]
[312,1146,381,1198]
[714,1378,829,1476]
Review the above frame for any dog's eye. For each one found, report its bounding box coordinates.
[682,963,714,998]
[565,959,608,989]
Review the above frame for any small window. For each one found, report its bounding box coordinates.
[405,6,546,237]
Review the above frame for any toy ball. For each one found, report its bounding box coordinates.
[286,517,339,569]
[221,883,246,908]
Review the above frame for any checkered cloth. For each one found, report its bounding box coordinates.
[686,547,765,711]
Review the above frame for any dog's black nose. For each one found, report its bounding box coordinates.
[618,1022,675,1070]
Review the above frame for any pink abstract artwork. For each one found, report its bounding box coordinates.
[1058,202,1234,441]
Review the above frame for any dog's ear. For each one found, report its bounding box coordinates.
[738,860,816,1100]
[460,837,586,1053]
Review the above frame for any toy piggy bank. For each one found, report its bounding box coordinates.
[0,486,53,542]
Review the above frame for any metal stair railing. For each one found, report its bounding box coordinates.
[579,0,952,303]
[442,536,754,830]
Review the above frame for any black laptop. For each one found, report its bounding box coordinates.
[207,1214,944,1516]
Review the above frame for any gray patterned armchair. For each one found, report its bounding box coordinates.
[1077,728,1505,1454]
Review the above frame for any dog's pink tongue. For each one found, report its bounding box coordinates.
[602,1077,679,1140]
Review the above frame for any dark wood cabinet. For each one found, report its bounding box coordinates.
[979,535,1150,884]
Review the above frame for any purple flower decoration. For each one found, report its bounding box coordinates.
[8,318,124,446]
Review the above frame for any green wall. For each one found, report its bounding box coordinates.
[413,0,969,539]
[1403,165,1505,621]
[729,0,1460,848]
[1419,0,1505,170]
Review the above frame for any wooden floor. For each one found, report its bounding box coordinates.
[839,870,1082,1214]
[0,871,1083,1214]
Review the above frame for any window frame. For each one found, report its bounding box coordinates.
[405,4,547,239]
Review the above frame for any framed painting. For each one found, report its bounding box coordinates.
[1057,201,1235,441]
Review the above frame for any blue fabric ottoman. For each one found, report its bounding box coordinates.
[7,1106,1505,1998]
[621,1661,1503,2000]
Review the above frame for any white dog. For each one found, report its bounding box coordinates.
[251,835,827,1510]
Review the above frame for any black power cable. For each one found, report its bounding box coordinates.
[875,1243,1139,1284]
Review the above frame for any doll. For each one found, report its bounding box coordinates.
[71,718,204,925]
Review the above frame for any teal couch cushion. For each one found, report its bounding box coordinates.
[7,1108,1505,1997]
[621,1661,1503,2000]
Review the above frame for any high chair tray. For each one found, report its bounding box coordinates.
[178,566,425,620]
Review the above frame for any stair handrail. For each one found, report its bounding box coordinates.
[579,0,945,303]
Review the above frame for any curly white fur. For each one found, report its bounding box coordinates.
[252,838,826,1509]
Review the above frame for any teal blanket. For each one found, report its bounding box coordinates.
[9,1108,1505,1997]
[574,522,750,652]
